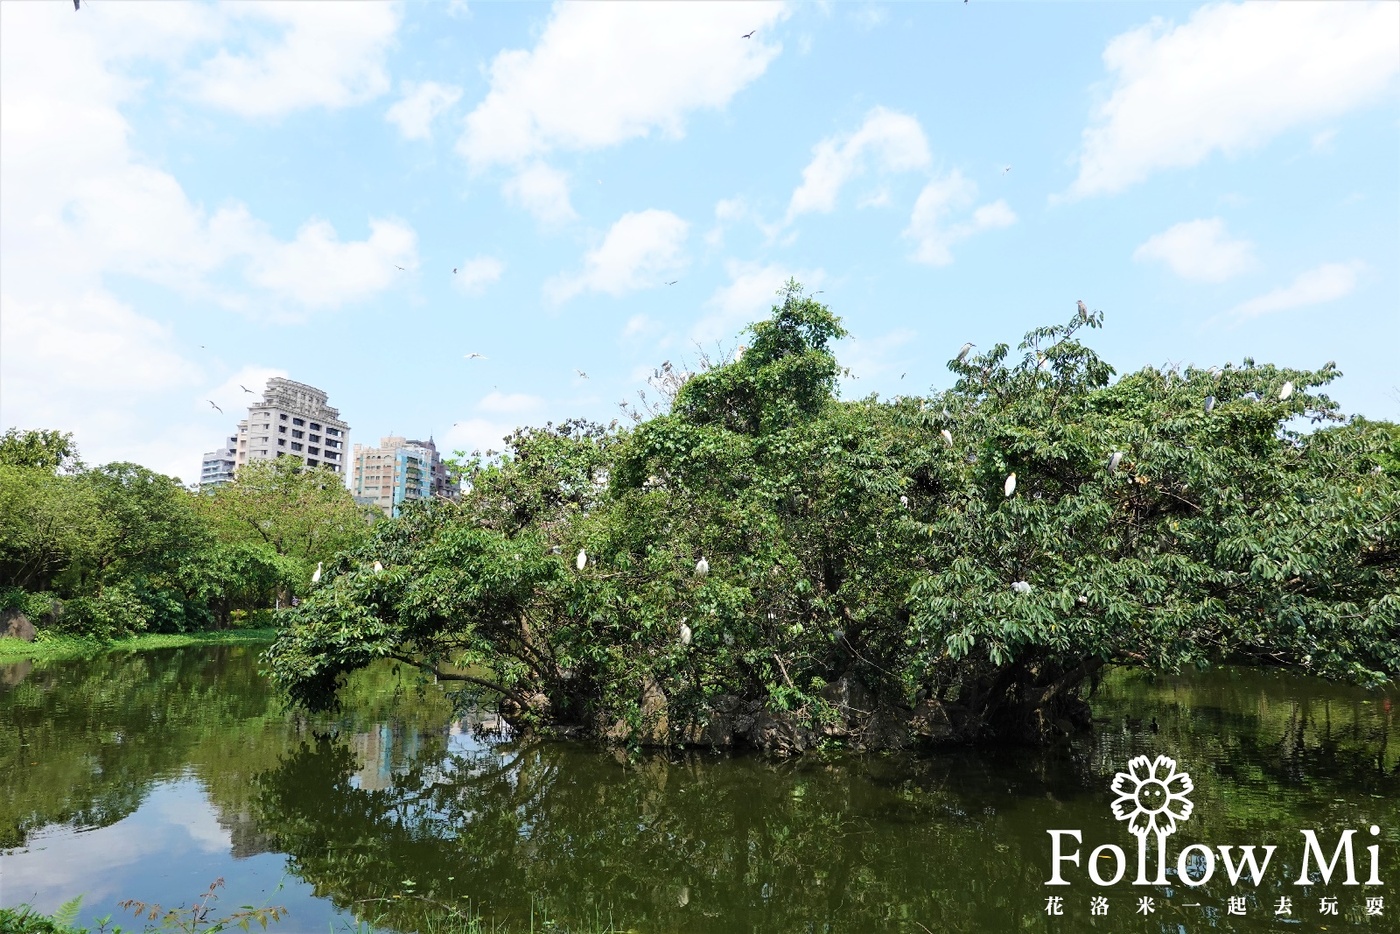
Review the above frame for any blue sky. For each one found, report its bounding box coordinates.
[1,1,1396,484]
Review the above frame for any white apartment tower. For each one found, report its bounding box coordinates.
[235,378,350,476]
[199,435,238,490]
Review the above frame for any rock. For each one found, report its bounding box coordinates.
[909,699,954,744]
[0,660,33,690]
[0,610,35,643]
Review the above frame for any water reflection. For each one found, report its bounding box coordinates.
[1,649,1395,933]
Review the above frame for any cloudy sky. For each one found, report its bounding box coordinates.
[1,1,1396,484]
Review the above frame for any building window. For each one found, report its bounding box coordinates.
[292,430,304,439]
[293,418,305,427]
[309,434,321,442]
[291,443,303,452]
[310,422,321,431]
[279,414,288,421]
[278,426,286,434]
[309,447,320,456]
[326,427,341,437]
[278,439,286,447]
[307,459,319,467]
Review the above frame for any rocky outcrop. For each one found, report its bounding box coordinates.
[0,609,35,643]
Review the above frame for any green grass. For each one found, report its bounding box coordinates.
[0,627,277,663]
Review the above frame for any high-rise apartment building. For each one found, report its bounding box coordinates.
[199,436,238,490]
[351,436,452,517]
[235,378,350,477]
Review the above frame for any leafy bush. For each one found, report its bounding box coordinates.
[58,584,154,639]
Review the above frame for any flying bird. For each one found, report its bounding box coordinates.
[240,384,254,394]
[464,352,486,359]
[311,561,323,584]
[742,30,755,38]
[695,556,709,578]
[1004,472,1017,497]
[395,265,405,271]
[956,342,974,362]
[1279,381,1294,401]
[208,400,223,413]
[665,280,679,286]
[1003,165,1011,175]
[576,370,589,379]
[453,267,457,274]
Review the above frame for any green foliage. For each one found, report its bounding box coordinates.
[0,428,80,472]
[262,287,1397,746]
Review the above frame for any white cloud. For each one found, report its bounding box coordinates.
[622,314,660,341]
[453,256,504,294]
[692,261,825,344]
[458,2,790,169]
[903,171,1017,266]
[545,210,689,304]
[244,218,417,309]
[1229,261,1366,319]
[185,1,400,118]
[787,107,931,221]
[386,80,463,141]
[1069,1,1400,198]
[502,162,578,226]
[1133,218,1257,282]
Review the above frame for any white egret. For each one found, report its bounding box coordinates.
[311,562,322,584]
[1004,473,1017,497]
[373,561,383,574]
[1204,395,1216,414]
[723,631,735,646]
[956,342,974,362]
[1077,594,1089,605]
[1107,452,1123,473]
[576,549,587,571]
[1011,581,1032,595]
[1279,381,1294,401]
[734,345,746,363]
[1208,367,1223,379]
[899,495,909,508]
[695,556,709,578]
[679,623,693,646]
[940,428,953,447]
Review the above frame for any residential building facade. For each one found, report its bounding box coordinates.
[351,435,451,517]
[235,378,350,477]
[198,436,238,490]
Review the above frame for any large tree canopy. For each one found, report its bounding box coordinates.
[267,283,1398,750]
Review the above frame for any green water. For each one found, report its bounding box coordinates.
[1,646,1395,933]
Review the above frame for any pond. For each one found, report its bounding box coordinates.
[1,646,1395,933]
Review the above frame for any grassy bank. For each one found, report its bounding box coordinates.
[0,627,278,663]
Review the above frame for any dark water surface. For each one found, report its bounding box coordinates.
[1,645,1395,933]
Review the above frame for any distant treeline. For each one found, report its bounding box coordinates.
[0,428,376,638]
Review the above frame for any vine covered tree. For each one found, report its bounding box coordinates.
[267,283,1398,750]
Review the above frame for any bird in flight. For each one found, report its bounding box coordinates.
[576,369,589,379]
[395,265,405,271]
[742,30,755,38]
[1003,165,1011,174]
[665,280,679,286]
[240,384,254,394]
[208,400,223,413]
[464,352,486,359]
[453,268,458,274]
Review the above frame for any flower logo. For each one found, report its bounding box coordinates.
[1110,755,1194,838]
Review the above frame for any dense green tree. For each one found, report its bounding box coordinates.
[266,284,1396,748]
[0,428,79,472]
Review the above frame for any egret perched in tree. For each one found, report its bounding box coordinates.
[679,623,693,646]
[1004,473,1017,497]
[1011,581,1032,594]
[1077,594,1089,605]
[695,556,709,578]
[576,549,587,571]
[1279,381,1294,401]
[956,342,974,362]
[940,428,953,447]
[1208,366,1223,379]
[734,345,746,363]
[1204,395,1216,414]
[311,562,322,584]
[373,561,383,574]
[900,494,909,507]
[1107,451,1124,473]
